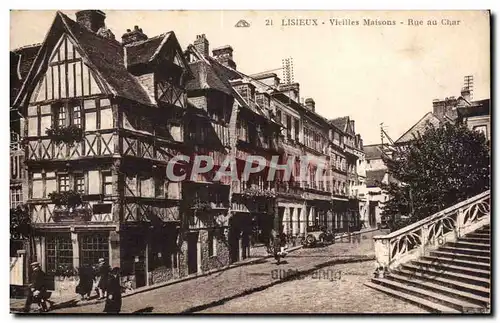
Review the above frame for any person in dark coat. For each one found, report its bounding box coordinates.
[103,267,122,313]
[96,258,110,299]
[76,264,94,300]
[24,262,51,313]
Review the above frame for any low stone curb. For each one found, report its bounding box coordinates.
[11,245,303,313]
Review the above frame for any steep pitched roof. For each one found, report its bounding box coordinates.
[15,11,190,108]
[12,44,42,80]
[59,13,153,105]
[329,116,348,132]
[125,34,167,67]
[185,60,232,95]
[364,144,383,160]
[366,169,387,187]
[125,31,193,78]
[11,44,42,106]
[395,112,441,144]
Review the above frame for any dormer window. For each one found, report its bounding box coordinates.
[256,93,270,110]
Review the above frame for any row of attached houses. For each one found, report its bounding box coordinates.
[10,10,366,292]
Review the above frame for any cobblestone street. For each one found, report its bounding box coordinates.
[46,230,425,314]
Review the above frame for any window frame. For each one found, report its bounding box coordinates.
[58,173,70,192]
[102,171,113,196]
[74,173,85,194]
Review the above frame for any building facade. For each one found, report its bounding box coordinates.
[13,11,195,289]
[12,12,368,293]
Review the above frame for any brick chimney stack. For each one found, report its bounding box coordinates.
[122,26,148,45]
[76,10,106,33]
[212,45,236,69]
[305,98,315,112]
[194,34,209,57]
[278,83,300,102]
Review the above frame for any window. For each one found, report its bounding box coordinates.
[155,177,164,197]
[46,234,73,273]
[277,110,282,123]
[58,174,69,192]
[75,173,85,193]
[73,105,82,127]
[170,122,183,142]
[102,172,113,196]
[286,115,292,139]
[294,118,300,142]
[79,233,110,266]
[10,187,23,208]
[56,105,67,127]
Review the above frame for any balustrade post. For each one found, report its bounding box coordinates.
[373,237,390,271]
[420,224,428,257]
[456,208,465,238]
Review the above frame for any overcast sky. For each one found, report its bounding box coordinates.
[10,10,490,144]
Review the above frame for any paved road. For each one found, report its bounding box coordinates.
[49,230,424,314]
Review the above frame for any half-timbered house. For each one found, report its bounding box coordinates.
[185,35,283,263]
[12,10,194,289]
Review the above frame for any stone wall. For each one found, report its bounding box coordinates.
[148,266,174,285]
[200,229,230,272]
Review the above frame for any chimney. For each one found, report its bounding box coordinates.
[76,10,106,33]
[461,87,471,101]
[212,45,236,69]
[194,34,209,57]
[278,83,300,102]
[122,26,148,45]
[305,98,315,112]
[350,120,355,132]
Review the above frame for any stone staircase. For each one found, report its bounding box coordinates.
[366,224,490,313]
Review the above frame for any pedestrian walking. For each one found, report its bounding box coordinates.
[24,262,52,313]
[76,264,94,301]
[96,258,110,300]
[103,267,122,314]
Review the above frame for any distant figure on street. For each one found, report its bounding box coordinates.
[273,233,286,265]
[76,264,94,301]
[24,262,52,313]
[96,258,110,300]
[103,267,122,313]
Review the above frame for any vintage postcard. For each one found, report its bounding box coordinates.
[9,10,490,314]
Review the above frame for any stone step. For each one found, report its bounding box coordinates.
[387,272,490,307]
[364,281,460,313]
[401,263,490,288]
[429,251,490,264]
[466,233,490,239]
[370,278,481,312]
[460,237,490,244]
[474,229,490,235]
[421,256,490,271]
[446,241,490,250]
[410,259,490,278]
[397,268,490,298]
[438,246,490,257]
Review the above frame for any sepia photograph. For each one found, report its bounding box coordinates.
[9,9,490,314]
